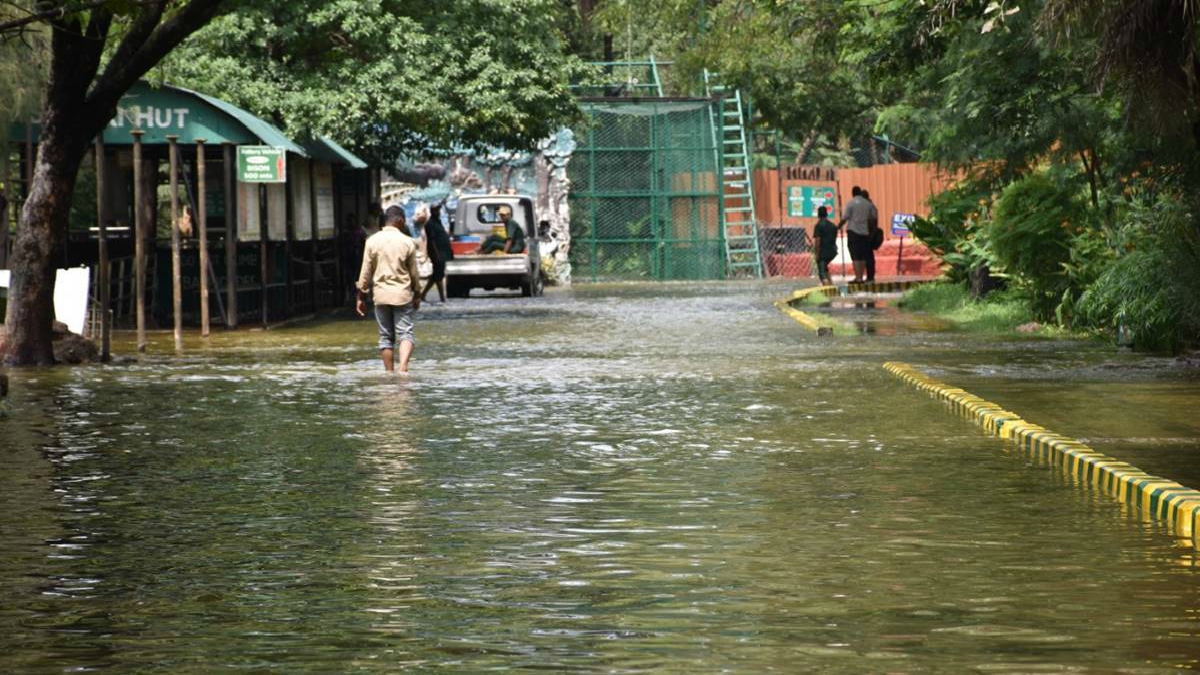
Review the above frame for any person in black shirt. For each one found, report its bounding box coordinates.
[421,203,455,302]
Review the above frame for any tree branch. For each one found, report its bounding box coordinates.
[0,0,109,36]
[83,0,230,130]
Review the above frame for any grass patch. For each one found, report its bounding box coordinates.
[808,310,854,334]
[800,289,832,305]
[899,281,1053,334]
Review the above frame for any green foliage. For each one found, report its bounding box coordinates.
[986,170,1090,318]
[801,289,831,305]
[910,181,993,282]
[162,0,583,164]
[589,0,873,165]
[0,3,48,181]
[900,282,1039,334]
[1076,196,1200,352]
[900,281,972,314]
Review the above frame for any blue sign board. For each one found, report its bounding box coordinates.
[891,213,916,237]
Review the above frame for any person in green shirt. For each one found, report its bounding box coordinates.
[812,206,839,285]
[475,205,526,254]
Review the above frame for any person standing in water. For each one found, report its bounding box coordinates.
[356,206,422,373]
[420,203,454,302]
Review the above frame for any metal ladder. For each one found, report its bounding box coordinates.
[705,71,763,278]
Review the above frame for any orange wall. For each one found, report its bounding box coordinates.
[751,163,956,240]
[752,169,783,224]
[836,164,956,241]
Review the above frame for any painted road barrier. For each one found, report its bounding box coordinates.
[774,285,838,333]
[884,361,1200,549]
[844,279,926,294]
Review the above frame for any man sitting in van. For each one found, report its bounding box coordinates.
[474,205,526,255]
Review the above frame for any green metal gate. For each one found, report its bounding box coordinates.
[569,99,725,281]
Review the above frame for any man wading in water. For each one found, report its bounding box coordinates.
[356,206,422,373]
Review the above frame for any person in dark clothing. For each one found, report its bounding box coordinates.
[475,205,526,254]
[862,189,879,282]
[421,203,454,302]
[812,206,839,285]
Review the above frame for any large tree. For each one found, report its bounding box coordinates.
[586,0,873,162]
[3,1,231,366]
[160,0,583,165]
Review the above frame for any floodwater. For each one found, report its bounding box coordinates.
[2,281,1200,673]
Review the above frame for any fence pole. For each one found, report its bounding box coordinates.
[308,159,319,310]
[649,108,659,280]
[167,135,183,352]
[284,166,294,317]
[131,130,147,352]
[260,184,268,326]
[223,143,238,328]
[196,139,210,337]
[587,121,597,282]
[94,137,110,361]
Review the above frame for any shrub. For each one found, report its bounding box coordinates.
[986,170,1090,319]
[912,182,994,283]
[1076,197,1200,352]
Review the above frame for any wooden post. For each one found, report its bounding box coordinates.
[131,130,147,352]
[94,137,111,362]
[284,167,294,316]
[223,143,238,328]
[259,184,268,326]
[167,135,183,352]
[196,139,210,337]
[308,159,319,310]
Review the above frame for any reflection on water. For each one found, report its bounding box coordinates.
[1,282,1199,672]
[814,293,950,335]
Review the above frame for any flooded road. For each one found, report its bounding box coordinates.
[2,281,1200,672]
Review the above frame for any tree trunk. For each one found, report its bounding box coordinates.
[793,128,818,167]
[4,124,91,365]
[0,193,8,270]
[1,1,229,365]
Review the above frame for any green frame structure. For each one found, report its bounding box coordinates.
[568,98,726,281]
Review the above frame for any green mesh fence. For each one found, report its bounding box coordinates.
[569,100,725,281]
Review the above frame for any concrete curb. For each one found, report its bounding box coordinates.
[884,361,1200,550]
[774,285,839,332]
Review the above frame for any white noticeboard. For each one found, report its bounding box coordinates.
[0,268,90,335]
[237,181,261,241]
[267,183,287,241]
[236,182,287,242]
[291,157,313,241]
[315,162,335,238]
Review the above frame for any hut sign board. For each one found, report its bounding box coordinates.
[238,146,286,183]
[109,106,190,131]
[787,186,837,219]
